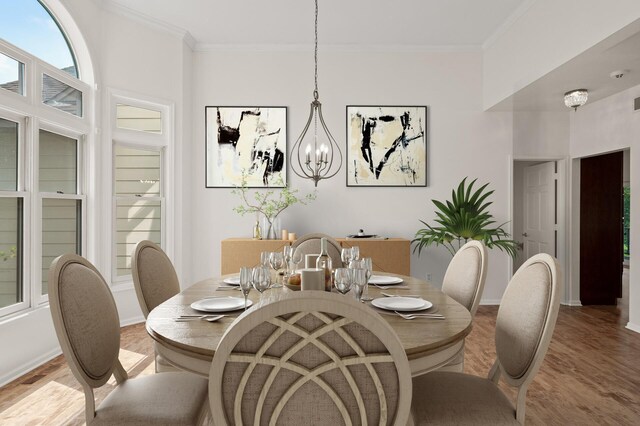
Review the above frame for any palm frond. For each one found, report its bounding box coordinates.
[412,177,518,259]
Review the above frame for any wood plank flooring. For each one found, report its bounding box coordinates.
[1,305,639,425]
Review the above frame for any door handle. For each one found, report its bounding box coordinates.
[522,232,528,237]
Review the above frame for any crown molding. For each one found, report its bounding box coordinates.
[193,42,481,53]
[482,0,538,50]
[100,0,195,49]
[182,32,197,50]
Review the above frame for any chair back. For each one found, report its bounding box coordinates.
[209,291,412,426]
[441,240,488,316]
[292,233,343,267]
[494,253,561,388]
[132,240,180,318]
[48,254,121,389]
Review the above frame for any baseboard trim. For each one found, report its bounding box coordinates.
[479,299,501,305]
[625,322,640,334]
[0,347,62,388]
[562,300,583,307]
[120,315,145,327]
[0,316,146,388]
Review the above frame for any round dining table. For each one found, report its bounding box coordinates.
[146,272,472,377]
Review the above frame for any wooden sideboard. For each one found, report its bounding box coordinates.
[221,237,410,275]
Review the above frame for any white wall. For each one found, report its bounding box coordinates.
[189,49,514,304]
[483,0,640,110]
[513,111,569,158]
[570,83,640,332]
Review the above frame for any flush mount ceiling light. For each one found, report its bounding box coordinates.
[564,89,588,111]
[290,0,342,187]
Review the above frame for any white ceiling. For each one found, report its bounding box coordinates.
[105,0,528,48]
[492,19,640,111]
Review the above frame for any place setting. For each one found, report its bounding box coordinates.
[368,274,410,290]
[369,296,444,320]
[174,295,252,322]
[215,275,242,290]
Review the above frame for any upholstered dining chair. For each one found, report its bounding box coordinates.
[48,254,209,425]
[410,253,562,425]
[132,240,180,372]
[209,291,412,426]
[291,232,343,267]
[438,240,487,372]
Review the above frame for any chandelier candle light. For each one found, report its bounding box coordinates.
[290,0,342,186]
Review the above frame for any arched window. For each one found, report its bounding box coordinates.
[0,0,78,77]
[0,0,91,317]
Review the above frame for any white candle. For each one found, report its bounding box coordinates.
[305,145,311,162]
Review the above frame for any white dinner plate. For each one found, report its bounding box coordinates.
[368,275,403,285]
[223,276,240,285]
[190,297,252,312]
[371,296,432,312]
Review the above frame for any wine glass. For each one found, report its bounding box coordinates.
[360,257,373,301]
[252,266,271,299]
[341,248,352,267]
[291,247,303,269]
[269,252,285,288]
[349,258,363,269]
[260,251,271,267]
[334,268,352,295]
[351,268,367,302]
[239,267,252,310]
[351,246,360,262]
[283,246,294,277]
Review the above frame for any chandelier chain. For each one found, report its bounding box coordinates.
[314,0,318,98]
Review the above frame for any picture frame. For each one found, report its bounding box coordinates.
[205,106,287,188]
[346,105,427,187]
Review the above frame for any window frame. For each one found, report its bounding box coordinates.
[108,91,173,286]
[0,111,29,317]
[35,125,86,305]
[0,36,90,318]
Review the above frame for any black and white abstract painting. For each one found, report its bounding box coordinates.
[205,106,287,188]
[346,106,427,187]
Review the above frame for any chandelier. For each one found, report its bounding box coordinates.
[564,89,588,111]
[290,0,342,187]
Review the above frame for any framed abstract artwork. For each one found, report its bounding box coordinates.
[205,106,287,188]
[346,105,427,187]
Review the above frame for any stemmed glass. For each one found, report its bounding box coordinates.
[239,267,252,310]
[351,246,360,262]
[269,252,285,288]
[360,257,373,301]
[283,246,294,277]
[252,266,271,299]
[260,251,271,268]
[341,248,352,267]
[351,268,367,302]
[291,247,303,269]
[334,268,352,295]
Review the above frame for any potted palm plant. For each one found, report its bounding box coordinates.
[413,177,518,258]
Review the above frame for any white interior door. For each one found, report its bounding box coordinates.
[523,162,555,260]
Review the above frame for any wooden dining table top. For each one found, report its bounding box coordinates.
[146,272,473,362]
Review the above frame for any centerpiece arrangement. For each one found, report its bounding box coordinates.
[232,173,317,239]
[412,177,518,258]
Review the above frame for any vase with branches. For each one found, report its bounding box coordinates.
[412,177,518,258]
[232,174,316,239]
